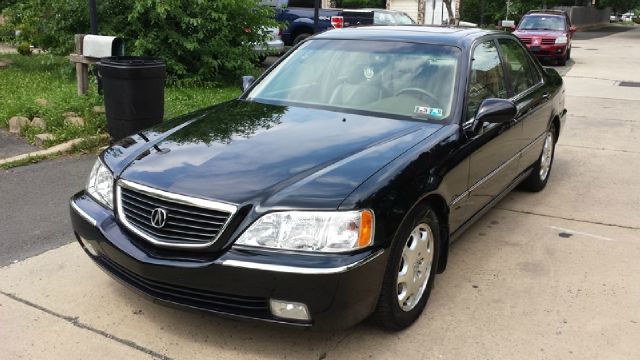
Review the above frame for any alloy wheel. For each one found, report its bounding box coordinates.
[397,223,434,312]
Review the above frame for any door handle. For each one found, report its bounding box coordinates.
[542,92,550,101]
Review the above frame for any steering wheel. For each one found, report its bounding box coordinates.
[394,88,443,109]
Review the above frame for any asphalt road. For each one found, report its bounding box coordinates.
[1,24,639,360]
[0,154,95,266]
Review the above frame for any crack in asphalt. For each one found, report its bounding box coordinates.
[0,291,173,360]
[496,208,640,231]
[557,144,640,154]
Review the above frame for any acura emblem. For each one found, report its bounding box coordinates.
[150,208,168,228]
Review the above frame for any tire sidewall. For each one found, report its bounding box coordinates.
[380,204,440,328]
[293,33,311,46]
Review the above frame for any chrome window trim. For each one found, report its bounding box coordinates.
[116,179,238,249]
[221,249,384,275]
[70,200,98,227]
[450,131,546,206]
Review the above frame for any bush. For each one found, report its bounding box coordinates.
[3,0,277,83]
[633,18,640,24]
[16,42,31,55]
[335,0,385,8]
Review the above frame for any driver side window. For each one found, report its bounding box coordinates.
[466,40,508,121]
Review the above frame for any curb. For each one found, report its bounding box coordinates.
[0,135,109,166]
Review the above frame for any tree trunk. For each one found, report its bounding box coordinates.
[443,0,455,23]
[454,0,461,25]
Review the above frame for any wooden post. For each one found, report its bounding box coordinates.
[74,34,89,96]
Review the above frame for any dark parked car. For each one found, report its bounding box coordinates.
[268,0,374,46]
[71,26,566,330]
[513,10,576,65]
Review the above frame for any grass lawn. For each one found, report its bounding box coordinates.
[0,53,241,148]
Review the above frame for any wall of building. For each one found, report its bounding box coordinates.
[553,6,611,28]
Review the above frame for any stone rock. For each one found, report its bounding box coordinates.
[34,133,55,147]
[62,111,78,118]
[30,117,46,129]
[93,106,105,114]
[65,116,85,127]
[35,98,49,107]
[8,116,29,133]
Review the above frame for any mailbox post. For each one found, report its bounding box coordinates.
[69,34,123,95]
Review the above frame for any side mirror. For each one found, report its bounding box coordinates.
[569,25,577,33]
[472,98,517,132]
[241,75,255,92]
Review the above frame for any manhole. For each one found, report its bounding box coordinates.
[618,81,640,88]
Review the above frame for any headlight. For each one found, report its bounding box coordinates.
[86,159,114,209]
[235,210,374,252]
[555,35,568,44]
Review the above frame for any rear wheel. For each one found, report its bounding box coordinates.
[373,205,439,331]
[520,125,556,192]
[292,32,311,46]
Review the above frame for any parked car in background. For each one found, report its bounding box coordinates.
[610,13,622,22]
[513,10,576,65]
[265,0,374,46]
[71,26,566,331]
[361,8,415,25]
[252,27,285,63]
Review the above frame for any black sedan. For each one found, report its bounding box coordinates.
[70,26,566,330]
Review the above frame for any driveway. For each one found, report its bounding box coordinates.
[1,25,639,360]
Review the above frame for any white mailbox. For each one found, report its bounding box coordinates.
[82,35,124,58]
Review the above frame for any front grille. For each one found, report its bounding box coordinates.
[520,37,532,44]
[96,256,271,317]
[117,180,236,248]
[541,38,556,45]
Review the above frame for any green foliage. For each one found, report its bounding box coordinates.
[599,0,640,12]
[3,0,277,82]
[461,0,575,26]
[16,42,31,55]
[335,0,385,8]
[0,53,240,147]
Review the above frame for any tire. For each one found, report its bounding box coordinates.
[558,53,567,66]
[292,33,311,46]
[372,204,440,331]
[567,47,571,59]
[257,55,267,64]
[520,125,557,192]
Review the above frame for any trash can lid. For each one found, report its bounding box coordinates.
[99,56,164,67]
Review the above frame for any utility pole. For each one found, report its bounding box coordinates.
[314,0,320,32]
[431,0,436,24]
[454,0,461,25]
[88,0,98,34]
[506,0,511,21]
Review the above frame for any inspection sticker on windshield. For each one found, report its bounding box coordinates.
[414,106,443,117]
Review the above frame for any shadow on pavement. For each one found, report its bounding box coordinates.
[574,25,637,40]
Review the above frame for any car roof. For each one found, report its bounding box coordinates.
[313,25,500,48]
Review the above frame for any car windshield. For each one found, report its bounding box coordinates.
[518,15,566,31]
[247,40,460,122]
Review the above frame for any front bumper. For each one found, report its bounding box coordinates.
[526,43,568,58]
[70,192,387,330]
[252,39,285,54]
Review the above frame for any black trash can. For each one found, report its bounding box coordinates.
[98,56,166,141]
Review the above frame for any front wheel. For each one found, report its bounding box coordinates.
[373,205,439,331]
[292,33,311,46]
[520,125,556,192]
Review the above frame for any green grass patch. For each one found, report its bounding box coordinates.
[0,53,241,148]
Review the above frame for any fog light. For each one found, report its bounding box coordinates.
[269,299,311,321]
[78,235,99,256]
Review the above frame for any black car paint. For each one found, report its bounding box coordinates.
[71,27,566,329]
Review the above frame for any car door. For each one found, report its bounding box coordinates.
[462,38,521,217]
[497,37,553,172]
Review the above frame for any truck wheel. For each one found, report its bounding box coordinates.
[372,204,439,331]
[293,33,311,46]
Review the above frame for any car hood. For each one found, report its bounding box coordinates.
[514,29,566,37]
[103,100,442,209]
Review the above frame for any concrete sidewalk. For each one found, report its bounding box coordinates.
[1,27,639,360]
